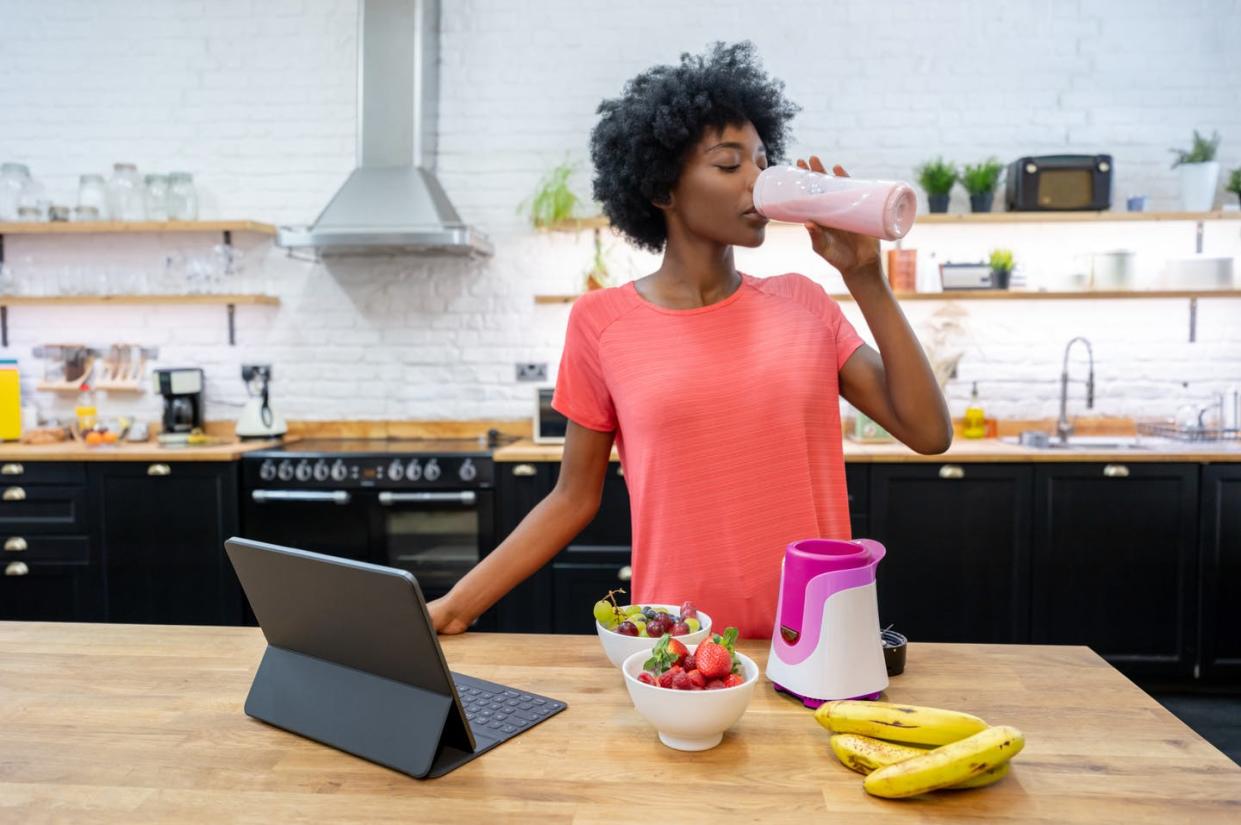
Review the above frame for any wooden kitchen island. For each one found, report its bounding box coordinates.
[1,623,1238,824]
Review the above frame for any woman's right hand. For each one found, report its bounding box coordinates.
[428,595,472,635]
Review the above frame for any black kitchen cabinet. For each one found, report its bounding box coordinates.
[1200,464,1241,682]
[1031,462,1199,679]
[869,462,1032,644]
[846,464,869,537]
[94,461,242,626]
[0,462,103,622]
[551,461,631,633]
[486,461,556,632]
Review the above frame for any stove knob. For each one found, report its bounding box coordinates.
[331,460,348,482]
[388,459,405,481]
[313,460,330,482]
[424,458,441,482]
[295,461,313,482]
[406,459,422,481]
[277,460,295,482]
[458,459,477,482]
[259,459,277,481]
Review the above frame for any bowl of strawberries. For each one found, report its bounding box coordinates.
[621,628,759,751]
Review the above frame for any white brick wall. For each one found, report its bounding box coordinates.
[1,0,1239,426]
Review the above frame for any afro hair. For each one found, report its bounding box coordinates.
[589,41,800,252]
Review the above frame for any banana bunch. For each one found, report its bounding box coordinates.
[815,700,1025,799]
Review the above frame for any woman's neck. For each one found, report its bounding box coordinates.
[642,225,740,308]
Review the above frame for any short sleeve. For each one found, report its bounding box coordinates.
[552,300,618,432]
[787,273,865,371]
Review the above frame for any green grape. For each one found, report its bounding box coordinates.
[592,599,616,626]
[630,619,646,635]
[623,604,644,616]
[684,617,701,633]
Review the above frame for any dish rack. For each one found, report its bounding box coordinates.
[1136,422,1241,443]
[34,344,158,393]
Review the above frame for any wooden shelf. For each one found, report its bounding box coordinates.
[538,217,610,232]
[0,294,279,306]
[536,288,1241,305]
[0,220,276,236]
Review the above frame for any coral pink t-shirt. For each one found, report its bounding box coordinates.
[552,272,865,639]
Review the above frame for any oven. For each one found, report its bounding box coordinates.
[241,441,497,616]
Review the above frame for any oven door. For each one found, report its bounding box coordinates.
[243,489,373,562]
[373,489,495,601]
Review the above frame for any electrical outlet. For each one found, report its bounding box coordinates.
[515,362,548,382]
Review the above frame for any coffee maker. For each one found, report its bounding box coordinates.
[153,368,204,443]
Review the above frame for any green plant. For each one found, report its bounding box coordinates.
[1226,167,1241,195]
[519,160,581,228]
[989,248,1014,273]
[1170,130,1221,168]
[916,157,959,196]
[961,158,1004,195]
[583,227,612,290]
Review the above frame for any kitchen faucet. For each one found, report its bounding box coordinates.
[1056,337,1095,443]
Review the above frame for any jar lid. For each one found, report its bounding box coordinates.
[113,162,138,172]
[79,174,106,184]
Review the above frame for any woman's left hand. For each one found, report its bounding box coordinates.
[796,156,882,282]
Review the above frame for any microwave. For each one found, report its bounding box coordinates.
[534,387,568,444]
[1005,154,1112,211]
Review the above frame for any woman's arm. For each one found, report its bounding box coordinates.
[428,420,617,633]
[797,156,953,455]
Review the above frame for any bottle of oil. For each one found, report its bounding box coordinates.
[963,382,987,439]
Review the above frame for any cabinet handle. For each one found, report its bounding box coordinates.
[147,463,172,477]
[1,463,23,476]
[512,464,537,477]
[617,565,632,582]
[2,486,25,501]
[4,536,27,552]
[938,465,965,480]
[5,561,28,576]
[1103,464,1130,478]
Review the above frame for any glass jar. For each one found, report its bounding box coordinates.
[167,171,198,221]
[144,174,170,221]
[107,163,144,221]
[0,163,31,220]
[76,174,108,221]
[16,174,47,222]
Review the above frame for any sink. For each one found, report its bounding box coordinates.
[1001,435,1149,451]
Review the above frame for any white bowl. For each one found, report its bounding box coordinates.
[621,645,760,751]
[595,604,712,668]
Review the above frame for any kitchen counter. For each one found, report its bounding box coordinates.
[0,439,283,462]
[2,622,1238,823]
[494,437,1241,463]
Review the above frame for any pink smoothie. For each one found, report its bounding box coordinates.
[752,166,917,241]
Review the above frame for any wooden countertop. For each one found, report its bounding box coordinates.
[494,437,1241,463]
[0,439,282,462]
[2,622,1237,823]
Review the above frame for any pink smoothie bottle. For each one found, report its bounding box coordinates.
[752,166,918,241]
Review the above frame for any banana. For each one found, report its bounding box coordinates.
[815,700,989,746]
[829,734,1011,790]
[863,724,1025,799]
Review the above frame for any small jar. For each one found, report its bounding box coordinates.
[76,174,108,221]
[144,174,170,221]
[107,163,144,221]
[15,174,47,222]
[167,172,198,221]
[0,163,31,220]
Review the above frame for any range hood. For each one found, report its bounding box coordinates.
[278,0,492,257]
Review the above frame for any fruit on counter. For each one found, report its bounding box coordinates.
[593,590,703,638]
[814,700,989,746]
[638,628,744,691]
[862,725,1025,799]
[829,734,1010,790]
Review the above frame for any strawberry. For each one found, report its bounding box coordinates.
[694,640,732,680]
[637,671,656,686]
[705,679,725,690]
[667,638,689,667]
[683,654,696,672]
[671,670,692,690]
[687,669,706,689]
[722,672,745,688]
[657,664,684,689]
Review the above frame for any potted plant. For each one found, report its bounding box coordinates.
[916,157,958,213]
[1226,166,1241,209]
[584,227,611,291]
[989,248,1014,290]
[962,158,1004,213]
[1169,130,1221,212]
[520,160,581,229]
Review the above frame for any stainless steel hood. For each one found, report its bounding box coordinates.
[278,0,492,257]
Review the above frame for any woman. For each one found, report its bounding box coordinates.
[430,42,951,639]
